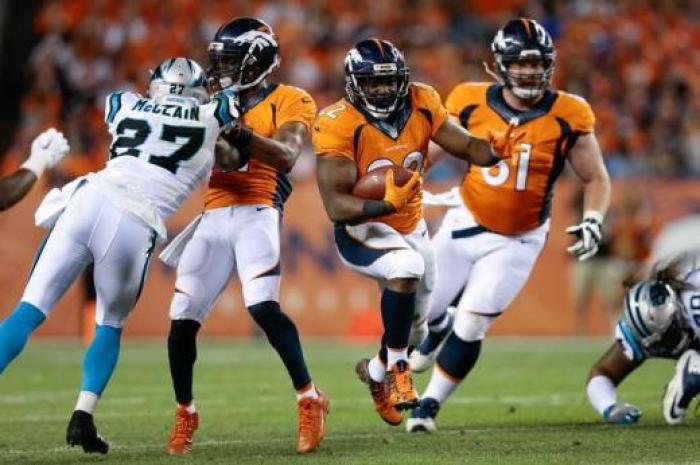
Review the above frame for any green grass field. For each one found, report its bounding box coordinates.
[0,339,698,465]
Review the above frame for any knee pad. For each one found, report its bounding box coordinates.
[248,301,292,329]
[386,249,425,281]
[453,310,495,342]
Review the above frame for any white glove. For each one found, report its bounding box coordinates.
[22,128,70,177]
[566,211,603,261]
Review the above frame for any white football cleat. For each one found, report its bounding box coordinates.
[406,397,440,433]
[663,349,700,425]
[409,307,455,373]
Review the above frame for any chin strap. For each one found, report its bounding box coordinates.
[482,61,503,83]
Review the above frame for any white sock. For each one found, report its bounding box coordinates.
[74,391,99,414]
[587,375,617,415]
[296,383,319,401]
[386,348,408,367]
[179,401,196,414]
[368,355,386,383]
[422,366,460,404]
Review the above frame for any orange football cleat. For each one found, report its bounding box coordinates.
[296,388,330,454]
[167,404,199,455]
[386,360,419,411]
[355,358,403,426]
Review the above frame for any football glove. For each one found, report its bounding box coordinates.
[22,128,70,177]
[603,403,642,425]
[384,169,420,212]
[566,211,603,261]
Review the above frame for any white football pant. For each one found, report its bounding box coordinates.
[428,203,548,341]
[169,205,281,322]
[23,182,156,327]
[334,219,435,346]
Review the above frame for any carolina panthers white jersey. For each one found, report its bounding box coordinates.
[680,259,700,341]
[92,90,237,237]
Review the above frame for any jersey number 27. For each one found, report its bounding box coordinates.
[109,118,204,174]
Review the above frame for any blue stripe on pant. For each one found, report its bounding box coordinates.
[334,224,399,267]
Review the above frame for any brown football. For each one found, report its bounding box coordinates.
[352,165,414,200]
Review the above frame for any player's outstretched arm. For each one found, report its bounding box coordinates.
[316,155,419,224]
[430,117,503,167]
[0,169,37,211]
[587,342,642,424]
[224,121,307,173]
[566,133,611,260]
[0,128,69,212]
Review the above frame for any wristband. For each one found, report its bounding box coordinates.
[362,200,395,217]
[583,210,604,224]
[20,157,46,178]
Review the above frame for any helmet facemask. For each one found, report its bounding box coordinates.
[207,32,280,93]
[346,66,409,119]
[495,54,554,100]
[148,57,210,105]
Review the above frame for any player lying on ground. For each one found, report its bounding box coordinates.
[587,254,700,425]
[315,38,512,427]
[0,128,69,211]
[161,17,328,456]
[406,18,611,433]
[0,57,240,454]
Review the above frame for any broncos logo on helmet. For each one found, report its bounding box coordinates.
[344,39,410,120]
[488,18,555,100]
[207,17,280,92]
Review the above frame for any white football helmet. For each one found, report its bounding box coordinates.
[621,281,690,357]
[148,57,209,104]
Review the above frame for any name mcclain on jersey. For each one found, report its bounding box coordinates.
[131,98,200,121]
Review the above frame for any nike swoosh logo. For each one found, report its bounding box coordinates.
[256,207,267,212]
[669,393,684,419]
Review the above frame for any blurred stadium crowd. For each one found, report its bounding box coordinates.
[1,0,699,184]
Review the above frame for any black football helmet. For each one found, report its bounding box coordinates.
[344,39,410,119]
[208,17,280,92]
[490,18,555,100]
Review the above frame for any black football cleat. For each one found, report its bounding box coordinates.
[66,410,109,454]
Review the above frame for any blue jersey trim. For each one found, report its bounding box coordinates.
[106,92,123,123]
[618,319,646,362]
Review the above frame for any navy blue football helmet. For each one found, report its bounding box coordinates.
[208,17,280,92]
[491,18,555,100]
[344,39,410,119]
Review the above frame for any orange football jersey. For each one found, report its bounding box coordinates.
[314,83,448,234]
[446,82,595,235]
[205,84,317,210]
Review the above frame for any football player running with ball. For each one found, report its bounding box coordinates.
[407,18,611,432]
[587,255,700,425]
[315,39,512,426]
[0,57,240,453]
[162,18,328,455]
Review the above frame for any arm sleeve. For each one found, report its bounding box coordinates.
[277,88,317,132]
[569,95,596,133]
[444,84,466,118]
[313,115,355,161]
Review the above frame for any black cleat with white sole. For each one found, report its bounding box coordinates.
[406,397,441,433]
[66,410,109,454]
[663,349,700,425]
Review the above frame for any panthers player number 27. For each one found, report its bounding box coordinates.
[109,118,205,174]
